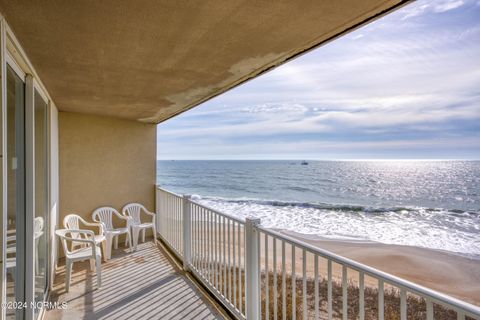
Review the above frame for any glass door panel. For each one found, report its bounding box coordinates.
[6,64,25,319]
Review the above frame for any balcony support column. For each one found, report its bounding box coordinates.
[245,217,261,320]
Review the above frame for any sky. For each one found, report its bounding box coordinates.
[157,0,480,160]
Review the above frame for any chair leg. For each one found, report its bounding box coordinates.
[105,234,113,260]
[101,241,108,262]
[114,236,119,250]
[127,230,133,252]
[152,225,157,242]
[124,232,129,247]
[66,260,72,293]
[89,258,95,271]
[95,255,102,288]
[141,229,146,243]
[132,228,140,251]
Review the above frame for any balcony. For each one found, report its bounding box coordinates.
[155,187,480,320]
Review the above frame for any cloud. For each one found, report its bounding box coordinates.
[401,4,430,20]
[351,34,365,40]
[433,0,465,12]
[400,0,466,19]
[157,0,480,160]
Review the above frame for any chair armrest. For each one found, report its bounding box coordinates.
[112,209,132,228]
[80,220,105,235]
[140,207,155,223]
[143,210,155,216]
[56,229,96,245]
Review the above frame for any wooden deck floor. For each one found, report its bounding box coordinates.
[46,240,228,320]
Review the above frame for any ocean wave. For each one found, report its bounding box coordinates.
[194,195,480,259]
[197,195,478,216]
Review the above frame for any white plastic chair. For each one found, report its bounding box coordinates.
[122,203,156,251]
[63,214,107,261]
[55,229,102,292]
[92,207,132,260]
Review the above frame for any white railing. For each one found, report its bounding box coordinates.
[155,186,480,320]
[155,188,184,258]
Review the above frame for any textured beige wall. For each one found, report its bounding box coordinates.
[59,112,156,227]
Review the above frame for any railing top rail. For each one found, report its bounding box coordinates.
[156,185,183,198]
[258,226,480,316]
[188,198,246,225]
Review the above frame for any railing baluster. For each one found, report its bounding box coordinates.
[273,236,278,320]
[302,249,307,320]
[207,209,211,283]
[175,196,178,251]
[215,212,218,288]
[258,230,262,318]
[265,233,269,320]
[179,197,182,252]
[400,288,406,320]
[328,259,332,320]
[282,241,286,320]
[360,271,365,320]
[379,279,384,320]
[223,215,227,297]
[238,221,242,313]
[457,311,466,320]
[194,205,198,269]
[342,265,347,320]
[426,298,434,320]
[210,213,213,285]
[228,218,232,301]
[165,194,169,245]
[314,255,319,320]
[169,194,172,247]
[292,245,296,320]
[233,221,237,308]
[172,195,175,249]
[205,208,208,277]
[197,205,201,270]
[175,199,179,254]
[202,207,206,275]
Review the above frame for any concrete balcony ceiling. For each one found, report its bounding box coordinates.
[0,0,406,123]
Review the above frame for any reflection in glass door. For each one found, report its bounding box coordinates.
[6,64,25,319]
[34,89,48,317]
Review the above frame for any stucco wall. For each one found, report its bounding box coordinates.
[58,112,156,226]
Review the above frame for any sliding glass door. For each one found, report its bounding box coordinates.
[6,62,26,320]
[2,23,52,320]
[4,60,49,320]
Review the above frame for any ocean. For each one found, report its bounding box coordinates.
[157,160,480,259]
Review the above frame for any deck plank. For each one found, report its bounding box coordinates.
[46,241,227,320]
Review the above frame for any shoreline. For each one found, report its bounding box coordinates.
[281,229,480,306]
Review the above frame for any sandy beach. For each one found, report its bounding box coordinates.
[281,230,480,306]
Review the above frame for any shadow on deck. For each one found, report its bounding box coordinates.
[46,240,228,320]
